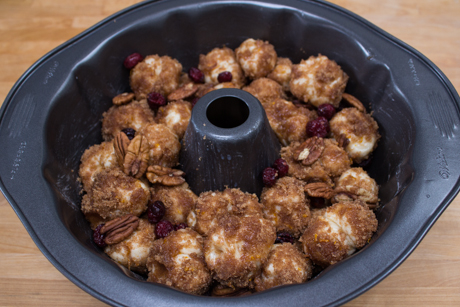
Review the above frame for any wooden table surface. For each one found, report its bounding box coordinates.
[1,0,459,306]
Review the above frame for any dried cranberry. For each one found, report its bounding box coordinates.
[317,103,336,120]
[147,92,167,109]
[262,167,278,187]
[155,220,174,238]
[310,197,327,209]
[273,158,289,178]
[174,223,187,231]
[147,200,166,224]
[190,97,200,108]
[306,116,330,138]
[275,232,294,244]
[121,128,136,140]
[188,67,204,83]
[217,71,232,83]
[356,155,373,168]
[123,53,143,69]
[93,224,107,248]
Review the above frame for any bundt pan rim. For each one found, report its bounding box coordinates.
[0,0,459,306]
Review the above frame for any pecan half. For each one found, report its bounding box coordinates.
[331,191,358,204]
[211,286,251,297]
[114,132,130,166]
[337,133,350,149]
[100,214,139,245]
[294,136,325,166]
[112,92,135,105]
[123,135,150,178]
[342,93,366,113]
[146,165,186,186]
[167,82,199,101]
[305,182,336,199]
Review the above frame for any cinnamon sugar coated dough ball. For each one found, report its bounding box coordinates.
[150,183,197,224]
[330,107,380,163]
[79,141,118,191]
[104,219,155,273]
[267,57,293,91]
[235,39,277,79]
[101,99,154,141]
[243,78,285,106]
[188,188,263,236]
[204,214,276,288]
[198,46,245,87]
[254,243,312,292]
[265,98,317,146]
[130,54,182,99]
[155,100,191,140]
[81,168,150,227]
[147,228,212,295]
[280,138,351,184]
[300,201,377,267]
[290,54,348,107]
[138,123,181,168]
[260,176,310,238]
[334,168,379,204]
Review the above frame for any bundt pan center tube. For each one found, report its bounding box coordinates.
[180,88,281,196]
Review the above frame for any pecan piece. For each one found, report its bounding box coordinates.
[100,214,139,245]
[211,285,251,297]
[114,131,130,166]
[337,133,350,149]
[305,182,336,199]
[146,165,186,186]
[123,135,149,178]
[331,191,358,204]
[167,82,199,101]
[112,92,135,105]
[294,136,325,166]
[342,93,366,113]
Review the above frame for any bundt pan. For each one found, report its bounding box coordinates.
[1,0,459,306]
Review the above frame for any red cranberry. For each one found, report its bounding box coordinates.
[188,67,204,83]
[155,220,174,238]
[217,71,232,83]
[317,103,336,120]
[273,158,289,178]
[356,156,373,168]
[275,232,294,244]
[262,167,278,187]
[121,128,136,140]
[93,224,107,248]
[174,223,187,231]
[123,53,143,69]
[306,116,330,138]
[310,197,327,209]
[147,200,166,224]
[190,97,200,108]
[147,92,167,109]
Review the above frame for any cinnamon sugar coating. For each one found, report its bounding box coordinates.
[243,77,285,106]
[330,107,380,163]
[281,138,351,184]
[300,201,377,267]
[104,218,155,273]
[130,54,182,100]
[190,188,263,236]
[138,123,181,168]
[81,168,150,228]
[101,99,154,141]
[334,167,379,204]
[150,183,198,224]
[254,243,312,292]
[290,54,348,107]
[198,46,245,87]
[265,98,317,146]
[155,100,192,140]
[147,228,212,295]
[204,214,276,288]
[260,176,310,238]
[235,39,277,79]
[79,141,119,191]
[267,57,293,92]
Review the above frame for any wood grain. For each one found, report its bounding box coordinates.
[0,0,459,306]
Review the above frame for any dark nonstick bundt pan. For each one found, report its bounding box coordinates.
[1,0,459,306]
